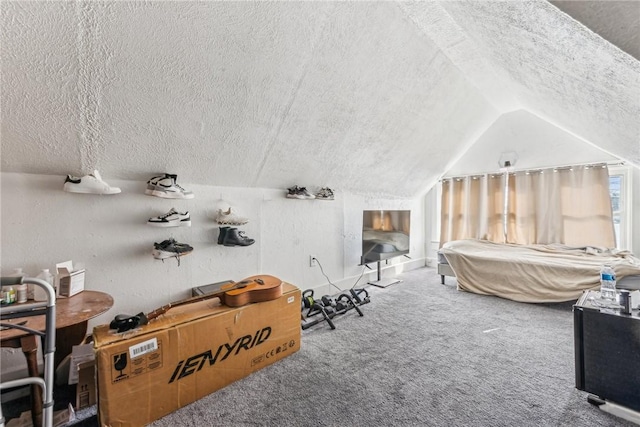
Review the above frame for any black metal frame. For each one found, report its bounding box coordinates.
[301,288,369,330]
[0,277,57,427]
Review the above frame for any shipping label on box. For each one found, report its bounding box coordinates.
[109,337,163,384]
[93,282,301,427]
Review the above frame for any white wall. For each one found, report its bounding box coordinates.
[0,172,426,329]
[444,109,618,177]
[424,186,441,267]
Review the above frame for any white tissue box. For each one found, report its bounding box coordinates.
[57,261,85,297]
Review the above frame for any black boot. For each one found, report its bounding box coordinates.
[218,226,230,245]
[223,228,255,246]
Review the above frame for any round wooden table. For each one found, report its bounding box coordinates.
[1,290,113,426]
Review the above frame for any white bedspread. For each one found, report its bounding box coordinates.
[440,239,640,303]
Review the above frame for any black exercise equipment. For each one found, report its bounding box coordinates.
[300,288,369,330]
[349,288,370,305]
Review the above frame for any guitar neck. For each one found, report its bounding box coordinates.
[141,275,281,324]
[145,290,225,322]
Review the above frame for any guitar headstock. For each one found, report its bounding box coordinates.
[146,304,171,322]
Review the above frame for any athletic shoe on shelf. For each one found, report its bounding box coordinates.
[286,185,315,199]
[215,207,249,225]
[298,187,315,199]
[315,187,335,200]
[152,238,193,265]
[147,208,191,227]
[63,170,121,195]
[145,174,166,195]
[147,174,194,199]
[286,185,303,199]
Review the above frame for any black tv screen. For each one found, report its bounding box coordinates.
[361,210,410,263]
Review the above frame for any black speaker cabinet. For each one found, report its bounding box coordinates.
[574,291,640,412]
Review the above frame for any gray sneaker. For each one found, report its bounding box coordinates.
[145,174,166,195]
[147,174,194,199]
[315,187,334,200]
[286,185,315,199]
[152,239,193,265]
[298,187,315,199]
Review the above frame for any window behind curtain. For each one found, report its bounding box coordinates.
[439,174,505,246]
[610,175,622,248]
[608,165,631,250]
[441,164,616,248]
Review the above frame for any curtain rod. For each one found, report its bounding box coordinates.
[440,161,625,182]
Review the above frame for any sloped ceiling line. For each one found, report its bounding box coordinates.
[74,1,103,174]
[396,1,521,113]
[252,3,337,187]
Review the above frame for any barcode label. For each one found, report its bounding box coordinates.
[129,338,158,359]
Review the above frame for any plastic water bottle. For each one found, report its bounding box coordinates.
[600,264,616,301]
[35,269,54,302]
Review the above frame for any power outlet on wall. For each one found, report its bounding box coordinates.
[309,255,317,267]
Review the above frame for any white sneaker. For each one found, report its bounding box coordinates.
[148,174,194,199]
[145,174,166,195]
[148,208,191,227]
[63,170,121,195]
[215,207,249,225]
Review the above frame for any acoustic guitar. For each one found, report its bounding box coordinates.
[110,274,283,332]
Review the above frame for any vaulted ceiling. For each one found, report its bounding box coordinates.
[1,1,638,198]
[551,1,640,61]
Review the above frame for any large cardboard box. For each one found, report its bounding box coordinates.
[93,283,301,427]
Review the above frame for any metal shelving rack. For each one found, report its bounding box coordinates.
[0,277,57,427]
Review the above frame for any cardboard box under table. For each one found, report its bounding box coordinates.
[93,283,301,427]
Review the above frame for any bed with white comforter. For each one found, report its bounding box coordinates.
[440,239,640,302]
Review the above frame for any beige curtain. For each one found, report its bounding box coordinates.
[440,174,505,246]
[507,165,615,247]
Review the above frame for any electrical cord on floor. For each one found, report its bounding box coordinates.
[350,264,367,289]
[314,257,368,292]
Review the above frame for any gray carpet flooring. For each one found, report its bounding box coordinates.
[145,267,632,427]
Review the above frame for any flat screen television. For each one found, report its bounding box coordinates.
[361,210,410,264]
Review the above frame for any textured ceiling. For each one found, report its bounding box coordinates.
[551,1,640,61]
[1,1,638,198]
[435,1,639,169]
